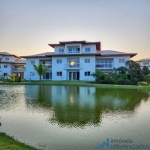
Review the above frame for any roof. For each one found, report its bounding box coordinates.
[14,59,26,64]
[48,41,101,51]
[46,53,99,57]
[100,50,137,58]
[21,52,54,58]
[136,58,150,62]
[22,50,137,58]
[45,50,137,58]
[0,52,20,58]
[59,41,86,44]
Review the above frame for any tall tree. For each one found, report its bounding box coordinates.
[142,66,150,75]
[116,66,128,74]
[125,60,144,84]
[33,62,49,80]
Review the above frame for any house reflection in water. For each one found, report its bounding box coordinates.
[30,85,150,128]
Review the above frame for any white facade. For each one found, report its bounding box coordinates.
[136,58,150,70]
[23,41,137,81]
[0,52,26,79]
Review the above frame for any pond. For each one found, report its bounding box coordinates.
[0,85,150,150]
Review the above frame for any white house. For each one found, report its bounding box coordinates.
[23,41,137,81]
[136,58,150,70]
[0,52,26,79]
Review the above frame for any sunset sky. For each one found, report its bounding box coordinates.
[0,0,149,60]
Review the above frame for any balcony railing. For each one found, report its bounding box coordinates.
[12,68,25,72]
[64,63,82,69]
[95,63,114,69]
[66,51,80,54]
[42,64,52,67]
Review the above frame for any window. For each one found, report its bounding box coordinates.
[96,59,113,68]
[4,73,7,76]
[85,71,90,76]
[119,59,125,63]
[85,59,90,63]
[143,62,149,65]
[30,61,35,65]
[59,49,64,53]
[85,47,91,52]
[30,72,35,76]
[57,72,62,76]
[57,59,62,63]
[4,65,7,68]
[5,58,9,60]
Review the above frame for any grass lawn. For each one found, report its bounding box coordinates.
[0,132,37,150]
[0,80,150,89]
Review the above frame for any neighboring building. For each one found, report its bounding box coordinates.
[0,52,26,79]
[136,58,150,70]
[22,41,137,81]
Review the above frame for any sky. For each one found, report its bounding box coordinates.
[0,0,150,60]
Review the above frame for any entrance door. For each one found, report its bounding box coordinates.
[45,72,49,79]
[69,72,79,80]
[43,72,52,80]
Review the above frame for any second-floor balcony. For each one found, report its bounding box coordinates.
[95,63,114,69]
[12,68,26,72]
[64,63,82,69]
[66,48,80,54]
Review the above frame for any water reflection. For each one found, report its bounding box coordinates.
[0,85,150,128]
[48,87,150,127]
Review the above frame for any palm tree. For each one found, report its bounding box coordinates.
[7,73,16,81]
[33,62,49,80]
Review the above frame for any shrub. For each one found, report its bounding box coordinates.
[138,81,148,86]
[116,74,130,85]
[142,66,150,75]
[17,77,21,82]
[91,70,106,84]
[116,66,128,74]
[144,74,150,84]
[21,79,26,82]
[104,74,116,84]
[0,75,5,81]
[129,78,139,85]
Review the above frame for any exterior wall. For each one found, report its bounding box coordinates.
[26,58,40,80]
[52,57,67,80]
[26,58,53,80]
[80,56,95,81]
[52,56,95,81]
[0,63,12,78]
[54,46,65,54]
[0,55,17,62]
[137,61,150,70]
[113,56,130,68]
[54,44,96,54]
